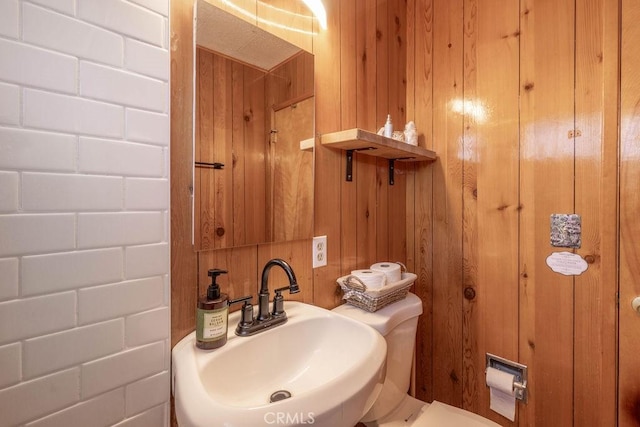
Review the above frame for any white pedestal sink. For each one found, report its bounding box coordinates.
[172,301,387,427]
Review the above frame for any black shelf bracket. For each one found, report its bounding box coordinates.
[344,147,377,182]
[346,150,354,181]
[388,159,395,185]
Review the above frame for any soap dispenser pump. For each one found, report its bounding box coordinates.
[196,269,229,349]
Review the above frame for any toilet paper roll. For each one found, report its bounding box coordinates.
[350,269,387,290]
[370,262,402,284]
[486,367,516,421]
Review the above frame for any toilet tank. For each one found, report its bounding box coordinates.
[332,293,423,421]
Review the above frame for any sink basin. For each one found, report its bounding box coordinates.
[172,301,386,427]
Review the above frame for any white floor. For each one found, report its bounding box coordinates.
[365,397,501,427]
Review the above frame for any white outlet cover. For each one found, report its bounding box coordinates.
[312,235,327,268]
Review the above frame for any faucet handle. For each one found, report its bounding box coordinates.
[272,287,291,316]
[229,296,253,326]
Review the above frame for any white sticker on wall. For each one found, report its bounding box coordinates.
[545,251,588,276]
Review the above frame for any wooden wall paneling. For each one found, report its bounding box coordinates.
[257,240,314,304]
[404,0,417,276]
[339,0,359,276]
[170,0,198,349]
[196,49,214,250]
[620,0,640,424]
[198,246,259,307]
[195,51,270,249]
[388,0,408,266]
[269,52,315,105]
[408,0,435,401]
[385,1,409,266]
[230,61,247,245]
[355,141,379,269]
[518,0,576,425]
[431,0,464,407]
[462,0,520,423]
[272,98,314,241]
[389,0,407,129]
[376,0,390,264]
[242,65,267,245]
[461,0,479,413]
[212,54,234,248]
[355,0,379,269]
[573,0,618,424]
[313,0,344,309]
[388,162,406,265]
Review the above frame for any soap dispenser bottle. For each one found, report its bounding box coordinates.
[196,269,229,349]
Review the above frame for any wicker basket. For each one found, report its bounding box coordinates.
[337,272,417,312]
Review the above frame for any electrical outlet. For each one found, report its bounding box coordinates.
[312,235,327,268]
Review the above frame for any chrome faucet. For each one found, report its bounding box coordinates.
[233,258,299,336]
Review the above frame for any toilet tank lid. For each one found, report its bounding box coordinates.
[332,292,423,336]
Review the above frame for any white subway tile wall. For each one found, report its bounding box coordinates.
[0,258,19,301]
[0,368,80,426]
[23,3,125,68]
[25,388,126,427]
[0,342,21,388]
[0,83,20,125]
[0,1,19,39]
[0,171,19,212]
[0,0,170,425]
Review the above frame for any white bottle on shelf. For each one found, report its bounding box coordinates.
[383,114,393,138]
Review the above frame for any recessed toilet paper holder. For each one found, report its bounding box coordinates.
[486,353,528,403]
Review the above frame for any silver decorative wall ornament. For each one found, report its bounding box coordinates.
[550,214,581,248]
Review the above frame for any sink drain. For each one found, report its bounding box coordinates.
[269,390,292,403]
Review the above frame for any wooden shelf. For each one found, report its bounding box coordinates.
[320,128,436,162]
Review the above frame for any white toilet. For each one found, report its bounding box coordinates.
[332,292,500,427]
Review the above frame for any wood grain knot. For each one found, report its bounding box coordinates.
[528,340,535,349]
[450,370,459,383]
[376,29,382,40]
[215,227,225,237]
[584,255,596,264]
[472,189,478,199]
[464,287,476,301]
[524,82,534,91]
[502,31,520,39]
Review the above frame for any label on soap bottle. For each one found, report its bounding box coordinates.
[197,306,228,341]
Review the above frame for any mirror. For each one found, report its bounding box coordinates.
[193,0,314,250]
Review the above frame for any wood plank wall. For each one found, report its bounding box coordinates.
[172,0,630,426]
[406,0,619,425]
[194,49,313,250]
[194,49,267,250]
[619,0,640,425]
[313,0,410,313]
